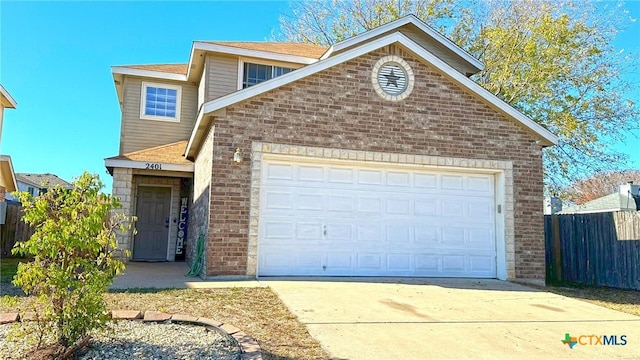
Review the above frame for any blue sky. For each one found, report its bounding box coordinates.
[1,1,639,194]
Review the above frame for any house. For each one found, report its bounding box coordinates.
[0,85,18,200]
[0,84,18,237]
[104,15,558,283]
[6,173,73,200]
[559,182,640,214]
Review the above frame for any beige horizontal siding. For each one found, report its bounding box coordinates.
[120,77,197,154]
[399,28,471,75]
[205,55,238,101]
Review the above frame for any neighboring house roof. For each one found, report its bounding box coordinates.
[186,30,559,157]
[0,155,17,192]
[0,84,17,109]
[16,173,72,189]
[105,141,194,174]
[559,193,638,214]
[199,41,328,59]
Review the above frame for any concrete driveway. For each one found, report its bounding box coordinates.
[264,278,640,359]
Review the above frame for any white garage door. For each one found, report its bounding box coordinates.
[258,159,497,277]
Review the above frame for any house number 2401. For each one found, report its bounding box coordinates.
[145,163,162,170]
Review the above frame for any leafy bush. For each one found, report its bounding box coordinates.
[11,172,133,355]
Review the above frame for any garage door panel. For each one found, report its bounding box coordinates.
[386,171,411,187]
[357,224,383,242]
[415,255,439,271]
[386,225,411,243]
[264,221,294,239]
[296,222,323,240]
[328,167,354,183]
[441,201,464,217]
[468,200,494,219]
[387,254,411,271]
[468,176,493,193]
[296,253,324,269]
[469,255,495,272]
[415,227,439,244]
[326,223,353,241]
[327,253,354,269]
[414,198,439,215]
[259,160,497,278]
[386,198,411,215]
[328,195,355,212]
[297,193,325,211]
[441,174,464,190]
[469,228,495,246]
[264,192,293,210]
[358,197,382,213]
[414,173,438,188]
[357,254,383,270]
[297,165,324,182]
[357,169,383,185]
[266,163,294,180]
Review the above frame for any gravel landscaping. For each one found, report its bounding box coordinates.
[0,286,329,359]
[0,321,240,360]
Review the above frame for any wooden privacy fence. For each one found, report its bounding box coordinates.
[1,204,35,257]
[545,211,640,290]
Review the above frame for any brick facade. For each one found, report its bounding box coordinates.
[198,44,545,280]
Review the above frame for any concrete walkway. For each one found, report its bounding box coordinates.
[265,278,640,360]
[110,262,263,289]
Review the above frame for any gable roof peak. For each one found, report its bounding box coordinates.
[323,14,482,75]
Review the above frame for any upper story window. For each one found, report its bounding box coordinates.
[242,63,293,88]
[140,82,182,122]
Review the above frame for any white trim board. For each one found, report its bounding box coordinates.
[105,159,194,173]
[0,84,17,108]
[111,67,187,82]
[185,31,557,157]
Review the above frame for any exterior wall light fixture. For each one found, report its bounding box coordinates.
[233,148,243,164]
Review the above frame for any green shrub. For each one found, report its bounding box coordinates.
[11,172,133,354]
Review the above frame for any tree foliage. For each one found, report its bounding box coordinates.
[565,170,640,205]
[276,0,639,193]
[11,172,133,356]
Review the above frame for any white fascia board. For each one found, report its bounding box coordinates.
[328,15,483,72]
[111,67,187,82]
[186,42,198,80]
[192,31,556,154]
[319,45,334,60]
[0,84,17,108]
[185,107,204,158]
[104,159,194,172]
[193,42,319,65]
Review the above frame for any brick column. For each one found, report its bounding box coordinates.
[112,168,133,260]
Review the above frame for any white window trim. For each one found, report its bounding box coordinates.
[237,58,300,90]
[140,81,182,122]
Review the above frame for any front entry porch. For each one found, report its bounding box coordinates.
[110,262,263,289]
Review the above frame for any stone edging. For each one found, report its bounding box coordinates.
[0,310,262,360]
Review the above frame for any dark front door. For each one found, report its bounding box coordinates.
[133,186,171,261]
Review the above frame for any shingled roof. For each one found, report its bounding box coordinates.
[200,41,328,59]
[106,141,192,165]
[119,63,189,75]
[16,173,72,189]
